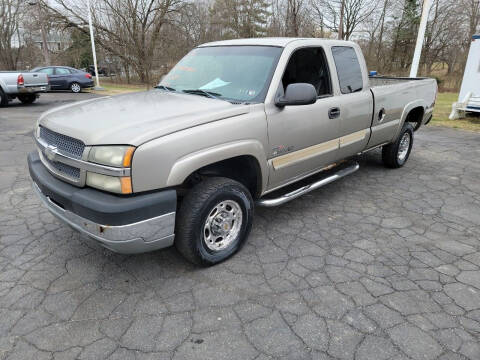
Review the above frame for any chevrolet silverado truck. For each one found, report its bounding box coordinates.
[28,38,437,265]
[0,71,49,107]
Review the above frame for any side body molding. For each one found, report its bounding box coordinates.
[167,140,269,193]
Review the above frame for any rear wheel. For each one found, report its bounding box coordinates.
[0,88,8,107]
[18,94,37,104]
[382,123,414,168]
[70,82,81,93]
[175,177,254,266]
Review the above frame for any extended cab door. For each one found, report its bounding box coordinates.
[265,46,341,190]
[330,46,373,159]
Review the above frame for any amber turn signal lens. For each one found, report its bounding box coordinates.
[121,177,132,194]
[123,147,135,167]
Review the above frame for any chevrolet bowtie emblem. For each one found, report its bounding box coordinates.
[45,145,57,161]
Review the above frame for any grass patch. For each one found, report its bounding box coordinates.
[431,92,480,132]
[86,78,148,95]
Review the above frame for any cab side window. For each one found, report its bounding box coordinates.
[55,68,71,75]
[282,47,331,97]
[331,46,363,94]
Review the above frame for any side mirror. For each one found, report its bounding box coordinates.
[275,83,317,107]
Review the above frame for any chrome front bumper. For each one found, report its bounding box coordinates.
[33,182,175,254]
[29,151,176,254]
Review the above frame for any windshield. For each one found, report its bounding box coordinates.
[159,46,283,103]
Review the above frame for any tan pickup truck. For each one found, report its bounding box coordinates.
[28,38,437,265]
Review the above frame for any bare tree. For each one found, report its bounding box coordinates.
[47,0,185,84]
[0,0,24,69]
[9,0,476,89]
[312,0,378,40]
[285,0,305,36]
[210,0,270,38]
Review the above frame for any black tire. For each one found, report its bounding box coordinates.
[18,94,37,104]
[70,82,81,93]
[0,88,8,107]
[175,177,254,266]
[382,123,414,168]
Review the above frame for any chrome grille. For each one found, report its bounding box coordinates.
[39,126,85,159]
[43,156,81,179]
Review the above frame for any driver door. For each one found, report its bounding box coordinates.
[266,47,341,190]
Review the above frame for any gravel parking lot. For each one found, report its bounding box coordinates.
[1,92,480,360]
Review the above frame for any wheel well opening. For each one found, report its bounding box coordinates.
[406,106,424,124]
[184,156,262,198]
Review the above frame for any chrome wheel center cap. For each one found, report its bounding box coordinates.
[211,212,231,236]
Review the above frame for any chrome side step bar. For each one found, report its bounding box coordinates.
[256,162,360,207]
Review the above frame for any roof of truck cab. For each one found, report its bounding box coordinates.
[198,37,356,48]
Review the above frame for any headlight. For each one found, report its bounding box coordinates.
[86,172,132,194]
[88,146,135,167]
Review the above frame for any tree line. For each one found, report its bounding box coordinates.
[1,0,479,89]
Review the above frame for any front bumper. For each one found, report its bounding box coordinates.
[28,152,177,254]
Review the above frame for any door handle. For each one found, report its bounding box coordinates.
[328,107,340,119]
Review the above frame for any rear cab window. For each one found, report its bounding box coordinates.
[331,46,364,94]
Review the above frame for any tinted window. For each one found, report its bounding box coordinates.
[282,47,331,96]
[36,67,54,75]
[331,46,363,94]
[56,68,71,75]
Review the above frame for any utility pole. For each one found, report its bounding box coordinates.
[338,0,345,40]
[409,0,434,77]
[86,0,103,90]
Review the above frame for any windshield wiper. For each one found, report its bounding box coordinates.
[182,89,224,100]
[154,85,176,92]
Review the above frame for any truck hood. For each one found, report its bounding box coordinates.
[39,91,250,146]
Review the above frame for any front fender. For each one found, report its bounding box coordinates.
[167,140,268,192]
[131,107,269,193]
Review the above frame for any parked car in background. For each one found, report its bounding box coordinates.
[31,66,94,93]
[0,71,49,107]
[85,65,109,77]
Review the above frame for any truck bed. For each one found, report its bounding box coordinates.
[369,75,432,87]
[366,75,437,148]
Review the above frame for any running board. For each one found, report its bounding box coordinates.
[256,161,360,207]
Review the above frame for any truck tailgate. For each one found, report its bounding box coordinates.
[22,72,49,87]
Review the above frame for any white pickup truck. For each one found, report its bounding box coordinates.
[29,38,437,265]
[0,71,49,107]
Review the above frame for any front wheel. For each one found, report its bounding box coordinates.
[70,82,81,93]
[382,123,414,168]
[175,177,254,266]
